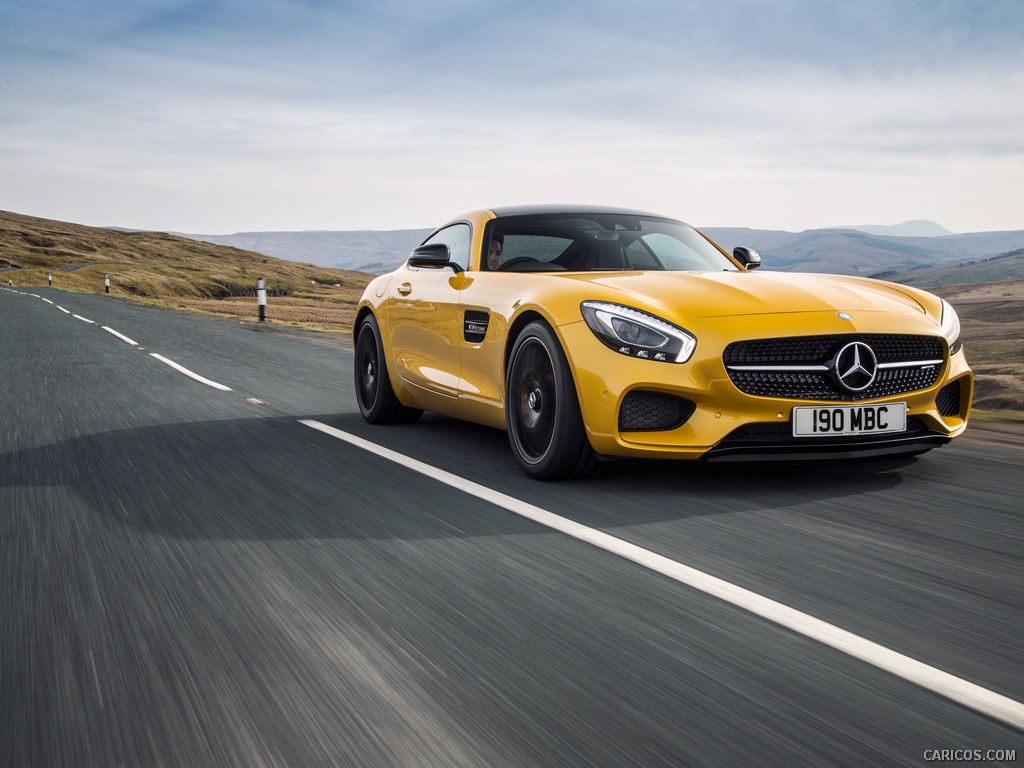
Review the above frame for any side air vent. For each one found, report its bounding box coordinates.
[619,391,696,432]
[936,380,961,417]
[464,310,490,343]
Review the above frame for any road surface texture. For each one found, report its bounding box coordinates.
[2,287,1021,767]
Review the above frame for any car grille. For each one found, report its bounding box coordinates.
[724,334,944,401]
[619,391,696,432]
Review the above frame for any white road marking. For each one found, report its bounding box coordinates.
[42,298,54,304]
[149,353,233,391]
[73,314,95,324]
[88,650,104,710]
[57,306,70,314]
[300,418,1024,732]
[102,326,139,346]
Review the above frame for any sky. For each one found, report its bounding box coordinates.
[2,0,1024,235]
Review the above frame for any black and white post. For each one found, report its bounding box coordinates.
[104,273,110,293]
[257,278,267,322]
[48,272,52,286]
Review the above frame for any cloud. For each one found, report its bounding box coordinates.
[2,0,1023,232]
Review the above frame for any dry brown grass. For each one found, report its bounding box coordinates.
[171,297,356,331]
[934,280,1024,414]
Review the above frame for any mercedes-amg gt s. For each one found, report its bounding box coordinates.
[353,206,972,479]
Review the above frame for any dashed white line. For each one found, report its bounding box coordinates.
[42,298,54,304]
[37,300,233,392]
[101,326,139,346]
[150,353,232,391]
[300,418,1024,732]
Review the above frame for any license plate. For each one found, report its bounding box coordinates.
[792,403,907,437]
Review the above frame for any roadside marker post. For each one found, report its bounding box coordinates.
[48,272,52,286]
[257,278,267,322]
[104,273,110,293]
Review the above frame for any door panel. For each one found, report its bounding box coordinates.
[388,270,464,396]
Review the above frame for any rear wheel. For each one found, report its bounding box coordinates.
[506,321,597,479]
[354,315,422,424]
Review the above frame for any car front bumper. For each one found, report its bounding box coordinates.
[557,312,973,461]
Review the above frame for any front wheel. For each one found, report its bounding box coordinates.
[506,321,597,479]
[354,315,422,424]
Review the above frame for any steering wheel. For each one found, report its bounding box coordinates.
[497,257,541,271]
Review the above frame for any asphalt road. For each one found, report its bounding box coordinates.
[2,287,1022,767]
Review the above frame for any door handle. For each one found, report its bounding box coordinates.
[397,283,412,296]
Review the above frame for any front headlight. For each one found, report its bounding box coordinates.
[940,299,963,355]
[581,301,696,363]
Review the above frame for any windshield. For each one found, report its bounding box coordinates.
[483,213,737,273]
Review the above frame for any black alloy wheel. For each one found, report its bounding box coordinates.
[506,321,597,479]
[354,315,422,424]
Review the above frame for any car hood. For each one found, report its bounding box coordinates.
[560,270,928,319]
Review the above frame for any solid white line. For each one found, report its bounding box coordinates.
[149,353,232,391]
[101,326,138,346]
[299,418,1024,731]
[72,314,95,324]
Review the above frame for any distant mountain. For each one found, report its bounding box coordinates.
[184,229,431,274]
[839,220,955,238]
[179,223,1024,277]
[702,227,1024,275]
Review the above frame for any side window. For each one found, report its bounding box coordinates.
[424,223,471,272]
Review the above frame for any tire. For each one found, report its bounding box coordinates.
[354,315,422,424]
[506,321,598,479]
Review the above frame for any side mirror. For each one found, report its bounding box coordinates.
[733,246,761,270]
[408,243,462,272]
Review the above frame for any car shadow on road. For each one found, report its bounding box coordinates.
[323,411,917,526]
[0,411,915,542]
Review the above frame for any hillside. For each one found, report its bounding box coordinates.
[930,278,1024,415]
[0,210,372,330]
[866,250,1024,288]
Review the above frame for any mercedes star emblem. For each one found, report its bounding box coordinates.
[833,341,878,392]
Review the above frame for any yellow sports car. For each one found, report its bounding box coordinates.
[353,206,972,479]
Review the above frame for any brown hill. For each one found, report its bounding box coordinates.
[0,210,372,330]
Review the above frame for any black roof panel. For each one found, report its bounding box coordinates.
[488,204,672,219]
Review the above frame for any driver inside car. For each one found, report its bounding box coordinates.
[487,231,504,270]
